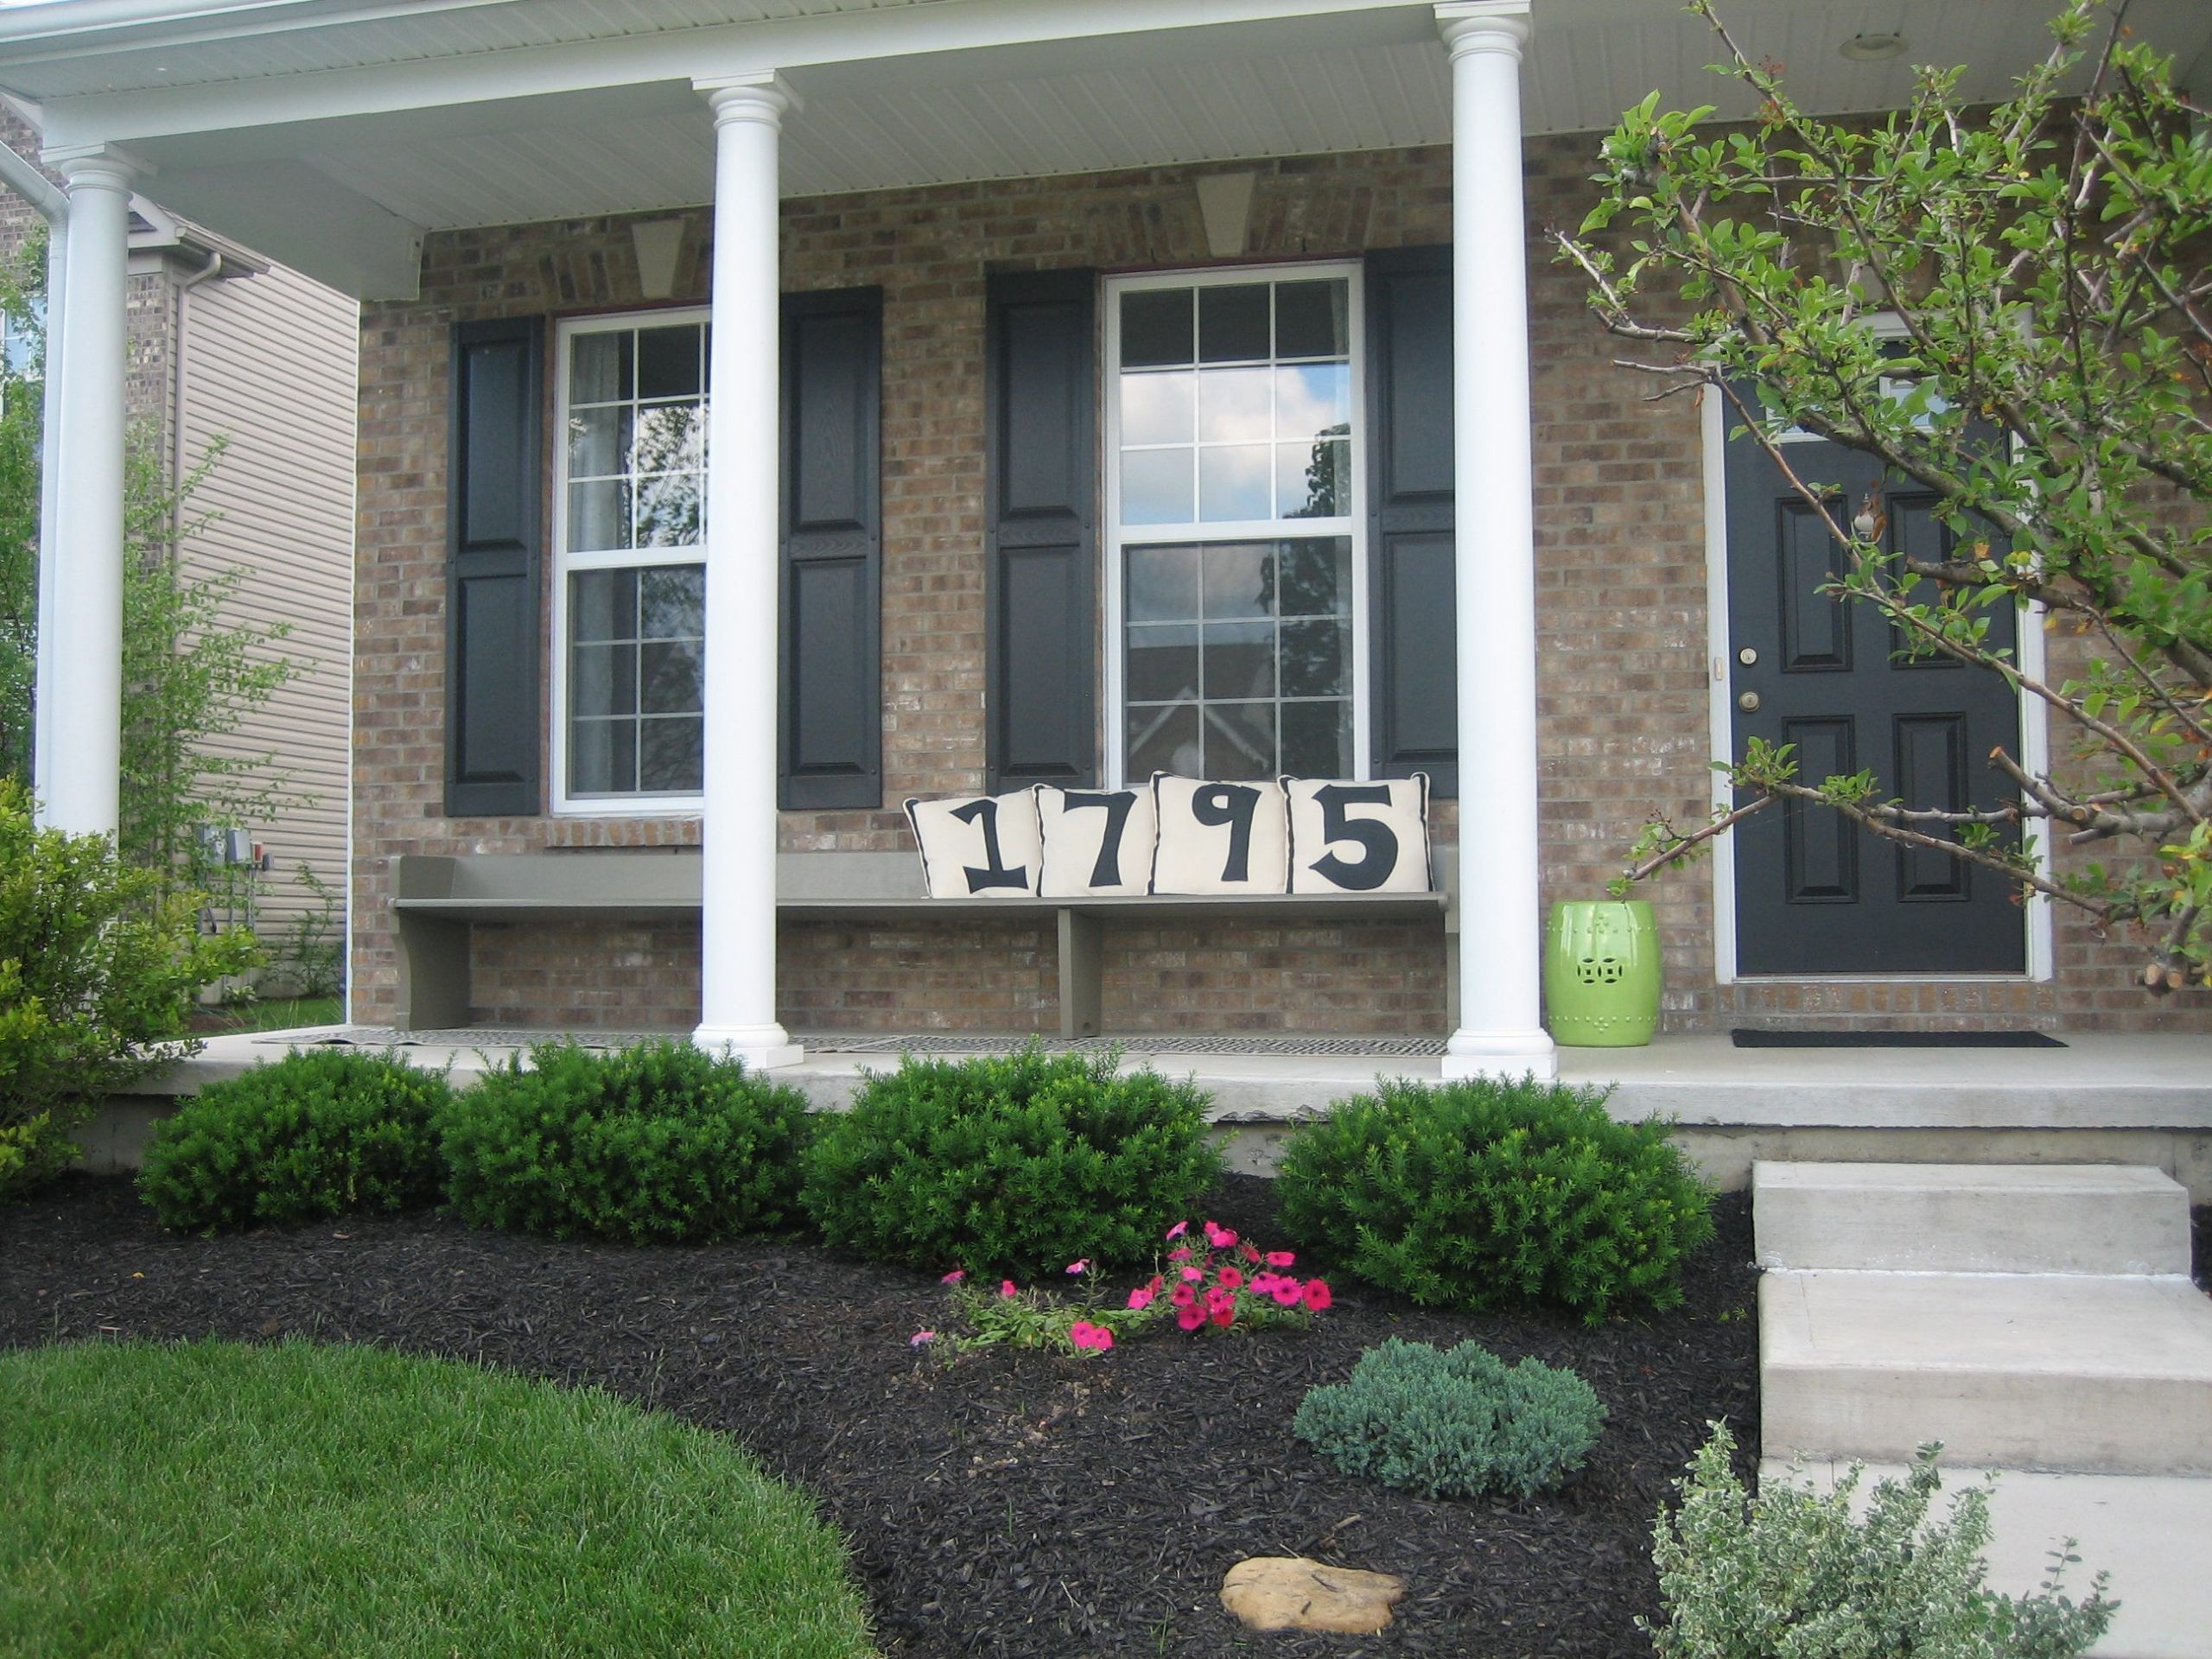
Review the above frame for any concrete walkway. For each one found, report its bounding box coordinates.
[1755,1160,2212,1658]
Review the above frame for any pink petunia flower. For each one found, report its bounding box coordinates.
[1205,1286,1234,1314]
[1065,1259,1090,1275]
[1211,1304,1236,1327]
[1249,1271,1279,1296]
[1166,1246,1193,1263]
[1000,1280,1018,1299]
[1146,1274,1164,1294]
[1217,1266,1244,1290]
[1068,1320,1105,1351]
[939,1269,966,1284]
[1240,1242,1262,1264]
[1127,1286,1154,1311]
[1179,1265,1204,1283]
[1205,1222,1238,1249]
[1090,1326,1114,1351]
[1270,1279,1305,1306]
[1266,1250,1296,1268]
[910,1330,937,1346]
[1166,1221,1189,1241]
[1176,1306,1205,1332]
[1302,1280,1333,1312]
[1169,1283,1197,1309]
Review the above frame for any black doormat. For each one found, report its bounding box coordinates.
[1732,1027,2067,1049]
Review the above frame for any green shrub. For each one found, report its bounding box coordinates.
[1274,1075,1714,1323]
[1293,1337,1605,1500]
[440,1039,811,1243]
[0,779,257,1200]
[138,1050,452,1233]
[799,1046,1223,1278]
[1646,1422,2115,1659]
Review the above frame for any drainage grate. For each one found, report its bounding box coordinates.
[271,1027,1446,1059]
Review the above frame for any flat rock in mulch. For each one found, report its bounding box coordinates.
[1223,1557,1405,1633]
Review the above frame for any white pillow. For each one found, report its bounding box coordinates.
[904,791,1043,898]
[1036,785,1157,897]
[1149,774,1290,894]
[1285,774,1432,893]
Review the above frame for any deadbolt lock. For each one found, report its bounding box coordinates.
[1738,646,1758,666]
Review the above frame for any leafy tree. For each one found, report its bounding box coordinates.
[1554,0,2212,990]
[0,779,257,1198]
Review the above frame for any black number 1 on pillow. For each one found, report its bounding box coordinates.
[950,798,1032,893]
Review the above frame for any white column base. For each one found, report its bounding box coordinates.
[1442,1026,1558,1084]
[692,1024,805,1071]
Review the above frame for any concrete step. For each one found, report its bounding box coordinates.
[1764,1459,2212,1659]
[1753,1160,2192,1275]
[1760,1269,2212,1476]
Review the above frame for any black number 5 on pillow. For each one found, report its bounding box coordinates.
[1284,775,1431,894]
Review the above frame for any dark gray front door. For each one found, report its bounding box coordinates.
[1724,423,2026,976]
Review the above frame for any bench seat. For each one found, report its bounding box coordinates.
[390,849,1456,1039]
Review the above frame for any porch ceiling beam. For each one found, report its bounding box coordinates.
[129,158,424,297]
[29,0,1436,151]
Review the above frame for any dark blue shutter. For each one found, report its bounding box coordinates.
[1365,246,1458,798]
[780,288,884,809]
[985,268,1097,792]
[446,318,543,817]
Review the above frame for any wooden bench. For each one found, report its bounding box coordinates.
[391,849,1458,1039]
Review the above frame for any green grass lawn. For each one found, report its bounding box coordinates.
[0,1338,878,1658]
[190,995,346,1034]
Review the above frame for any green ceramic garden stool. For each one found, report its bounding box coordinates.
[1543,900,1661,1046]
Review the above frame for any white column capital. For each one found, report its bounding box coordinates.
[696,70,800,126]
[41,143,149,194]
[1435,0,1531,58]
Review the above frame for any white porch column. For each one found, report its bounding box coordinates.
[1436,1,1557,1083]
[35,147,135,838]
[692,73,801,1069]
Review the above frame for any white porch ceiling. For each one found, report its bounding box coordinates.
[0,0,2206,297]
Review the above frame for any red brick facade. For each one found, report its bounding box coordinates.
[351,136,2206,1036]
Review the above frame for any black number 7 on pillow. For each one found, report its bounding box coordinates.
[1283,774,1431,893]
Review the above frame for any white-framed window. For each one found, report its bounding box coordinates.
[550,308,709,813]
[1103,263,1367,785]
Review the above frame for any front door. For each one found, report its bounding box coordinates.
[1724,422,2026,976]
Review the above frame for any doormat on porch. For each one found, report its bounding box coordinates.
[1731,1027,2067,1049]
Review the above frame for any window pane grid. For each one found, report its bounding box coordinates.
[567,563,705,799]
[558,315,709,805]
[1117,276,1352,527]
[1123,537,1353,779]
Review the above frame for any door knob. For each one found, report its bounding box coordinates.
[1737,690,1761,712]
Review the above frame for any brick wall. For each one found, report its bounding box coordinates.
[351,136,2209,1036]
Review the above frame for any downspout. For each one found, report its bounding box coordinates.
[0,137,67,805]
[170,249,222,543]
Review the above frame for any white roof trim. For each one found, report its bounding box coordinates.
[30,0,1432,148]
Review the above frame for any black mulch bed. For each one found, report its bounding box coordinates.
[1,1174,1758,1658]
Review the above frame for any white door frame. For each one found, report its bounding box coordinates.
[1699,386,2054,986]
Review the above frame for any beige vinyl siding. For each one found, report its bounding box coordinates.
[174,257,357,963]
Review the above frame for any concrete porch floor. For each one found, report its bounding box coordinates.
[73,1025,2212,1197]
